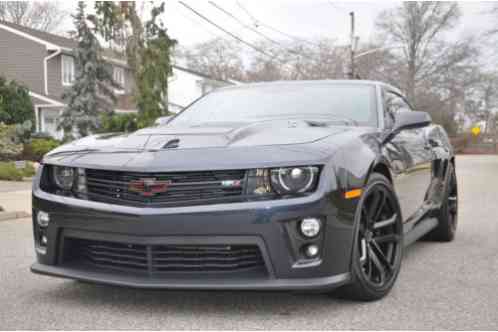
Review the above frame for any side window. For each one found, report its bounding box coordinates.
[113,67,125,91]
[61,55,75,86]
[384,91,411,128]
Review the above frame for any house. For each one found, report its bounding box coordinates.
[0,21,234,139]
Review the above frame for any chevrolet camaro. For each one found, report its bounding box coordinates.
[31,80,458,301]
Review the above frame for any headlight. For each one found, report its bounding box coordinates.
[270,166,319,195]
[246,166,320,196]
[246,169,272,195]
[52,166,75,190]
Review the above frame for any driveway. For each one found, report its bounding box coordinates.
[0,155,497,330]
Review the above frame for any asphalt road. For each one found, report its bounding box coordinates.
[0,155,497,330]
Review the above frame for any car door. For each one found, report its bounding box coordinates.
[382,90,433,222]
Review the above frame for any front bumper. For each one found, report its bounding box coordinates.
[31,176,356,291]
[31,263,350,291]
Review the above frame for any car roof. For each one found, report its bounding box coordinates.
[218,79,404,97]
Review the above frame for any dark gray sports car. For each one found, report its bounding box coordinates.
[31,80,457,301]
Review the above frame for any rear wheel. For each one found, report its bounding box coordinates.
[425,163,458,241]
[333,173,403,301]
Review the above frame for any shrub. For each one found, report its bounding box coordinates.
[0,161,35,181]
[14,120,33,143]
[98,112,139,133]
[21,161,36,177]
[23,138,60,161]
[0,77,34,125]
[0,123,23,161]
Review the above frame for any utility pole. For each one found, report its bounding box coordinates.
[349,11,355,79]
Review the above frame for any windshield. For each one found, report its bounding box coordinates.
[169,83,377,127]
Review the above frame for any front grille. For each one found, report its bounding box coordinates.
[85,169,246,207]
[64,238,266,274]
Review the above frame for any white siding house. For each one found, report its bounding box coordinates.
[168,65,234,113]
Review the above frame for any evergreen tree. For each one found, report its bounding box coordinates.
[59,2,116,140]
[95,2,176,128]
[135,3,177,127]
[0,76,34,125]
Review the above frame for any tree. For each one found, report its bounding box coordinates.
[95,1,177,128]
[182,38,245,82]
[58,2,116,140]
[375,2,462,105]
[464,73,498,132]
[487,3,498,37]
[0,76,34,125]
[0,1,67,33]
[372,2,484,135]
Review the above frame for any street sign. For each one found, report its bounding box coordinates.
[471,127,481,136]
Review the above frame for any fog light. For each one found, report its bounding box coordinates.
[305,244,319,258]
[300,218,321,238]
[37,211,50,227]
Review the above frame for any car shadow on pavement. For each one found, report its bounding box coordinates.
[39,279,369,318]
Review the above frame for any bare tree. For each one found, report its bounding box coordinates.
[246,39,347,82]
[487,3,498,37]
[375,2,462,105]
[0,1,67,33]
[182,38,246,82]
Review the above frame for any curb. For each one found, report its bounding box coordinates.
[0,211,31,222]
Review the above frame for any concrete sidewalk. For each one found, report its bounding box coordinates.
[0,180,32,221]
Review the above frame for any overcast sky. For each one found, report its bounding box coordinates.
[61,1,496,48]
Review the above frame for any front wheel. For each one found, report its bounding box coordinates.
[333,173,403,301]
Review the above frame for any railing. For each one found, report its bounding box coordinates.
[451,132,498,154]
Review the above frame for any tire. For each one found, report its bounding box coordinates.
[425,163,458,242]
[332,173,404,301]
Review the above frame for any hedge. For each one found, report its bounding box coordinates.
[0,161,36,181]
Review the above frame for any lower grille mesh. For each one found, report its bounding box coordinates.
[64,238,266,274]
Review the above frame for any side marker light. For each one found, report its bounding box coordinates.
[345,189,363,199]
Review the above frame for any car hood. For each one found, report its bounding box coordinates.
[44,119,369,171]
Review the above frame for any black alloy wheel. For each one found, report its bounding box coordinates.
[334,173,403,301]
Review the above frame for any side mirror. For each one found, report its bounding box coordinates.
[393,111,431,132]
[154,116,172,126]
[383,111,431,144]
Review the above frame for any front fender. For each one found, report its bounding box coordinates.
[330,133,382,192]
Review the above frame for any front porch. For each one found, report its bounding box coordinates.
[30,91,65,140]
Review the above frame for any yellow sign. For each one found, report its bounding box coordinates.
[472,127,481,136]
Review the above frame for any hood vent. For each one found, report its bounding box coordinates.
[162,138,180,149]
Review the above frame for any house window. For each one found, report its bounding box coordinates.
[61,55,75,85]
[113,67,125,93]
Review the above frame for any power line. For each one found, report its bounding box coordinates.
[208,1,311,60]
[235,0,320,48]
[328,1,349,14]
[236,0,259,26]
[178,1,277,61]
[174,3,225,40]
[208,1,280,45]
[178,1,310,75]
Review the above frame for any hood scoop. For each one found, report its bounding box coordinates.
[162,138,180,149]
